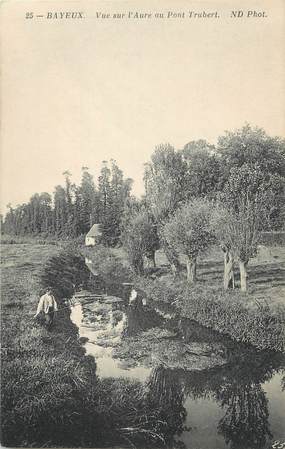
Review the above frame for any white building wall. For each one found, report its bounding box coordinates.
[85,236,95,246]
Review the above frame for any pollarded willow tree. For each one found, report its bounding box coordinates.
[144,143,189,274]
[213,164,274,292]
[163,199,215,283]
[217,124,285,229]
[121,208,160,274]
[210,207,236,290]
[180,139,221,199]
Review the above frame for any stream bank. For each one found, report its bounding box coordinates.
[70,269,285,449]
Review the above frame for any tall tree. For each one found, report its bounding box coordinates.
[215,164,273,291]
[98,160,132,246]
[38,193,52,234]
[121,204,159,272]
[180,139,220,199]
[62,171,73,214]
[29,194,41,234]
[217,124,285,177]
[53,185,68,236]
[163,199,215,283]
[75,167,97,235]
[217,124,285,229]
[98,161,112,243]
[211,206,236,290]
[144,143,188,222]
[144,144,188,273]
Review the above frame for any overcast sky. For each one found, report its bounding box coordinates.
[1,0,285,211]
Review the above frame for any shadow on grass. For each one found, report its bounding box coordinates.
[178,258,285,291]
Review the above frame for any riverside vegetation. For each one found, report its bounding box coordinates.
[85,242,285,352]
[1,239,285,448]
[1,234,285,447]
[2,125,285,330]
[2,242,200,448]
[1,124,285,446]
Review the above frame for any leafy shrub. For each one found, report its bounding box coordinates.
[39,249,90,299]
[84,245,132,296]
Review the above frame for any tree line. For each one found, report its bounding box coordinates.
[121,125,285,291]
[3,124,285,291]
[3,160,132,246]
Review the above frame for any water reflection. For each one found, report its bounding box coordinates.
[214,354,284,449]
[72,291,285,448]
[70,302,150,381]
[71,259,285,449]
[164,353,284,449]
[143,354,284,449]
[146,365,188,448]
[217,382,271,449]
[123,301,165,337]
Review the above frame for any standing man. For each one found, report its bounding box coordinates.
[34,288,58,329]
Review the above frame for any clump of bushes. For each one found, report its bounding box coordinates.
[39,249,90,299]
[84,245,132,296]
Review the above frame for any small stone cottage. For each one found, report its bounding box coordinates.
[85,223,102,246]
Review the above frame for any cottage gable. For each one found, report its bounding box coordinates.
[85,223,102,246]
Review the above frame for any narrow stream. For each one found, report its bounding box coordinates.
[69,261,285,449]
[70,303,150,381]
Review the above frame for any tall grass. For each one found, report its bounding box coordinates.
[136,277,285,352]
[1,243,180,448]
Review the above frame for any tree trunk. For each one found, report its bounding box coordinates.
[170,262,178,276]
[239,260,248,292]
[162,238,181,275]
[223,250,235,290]
[145,251,156,268]
[134,257,144,275]
[186,257,197,283]
[152,251,156,268]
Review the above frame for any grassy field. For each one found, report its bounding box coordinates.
[134,245,285,351]
[112,244,285,307]
[0,234,62,246]
[1,242,96,446]
[155,245,285,305]
[1,239,284,446]
[1,241,186,447]
[83,241,285,350]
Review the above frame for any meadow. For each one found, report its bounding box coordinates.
[153,244,285,306]
[83,240,285,351]
[136,245,285,351]
[1,241,189,447]
[1,237,284,446]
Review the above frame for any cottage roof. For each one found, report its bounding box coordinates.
[86,223,102,237]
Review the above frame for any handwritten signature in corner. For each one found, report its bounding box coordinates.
[272,441,285,449]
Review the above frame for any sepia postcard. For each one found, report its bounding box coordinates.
[1,0,285,448]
